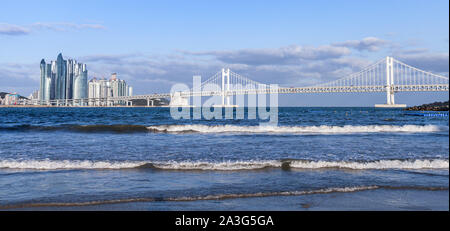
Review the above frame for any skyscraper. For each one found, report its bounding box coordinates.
[55,53,66,100]
[39,59,46,103]
[39,53,88,105]
[38,60,53,103]
[66,59,74,100]
[73,63,88,100]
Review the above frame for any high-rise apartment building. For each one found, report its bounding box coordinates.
[39,53,88,104]
[88,73,133,105]
[88,77,111,99]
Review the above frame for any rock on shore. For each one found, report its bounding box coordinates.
[404,101,449,111]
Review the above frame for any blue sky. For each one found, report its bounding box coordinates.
[0,0,448,106]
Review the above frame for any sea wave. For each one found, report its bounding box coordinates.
[0,159,144,170]
[0,124,446,134]
[0,159,447,170]
[146,124,447,134]
[167,186,381,201]
[287,159,450,170]
[166,185,447,201]
[1,185,447,209]
[0,124,149,133]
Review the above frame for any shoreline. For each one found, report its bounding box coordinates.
[4,188,448,211]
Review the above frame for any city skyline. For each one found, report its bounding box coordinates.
[0,0,448,106]
[39,53,88,102]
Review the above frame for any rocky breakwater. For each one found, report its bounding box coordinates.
[404,101,449,111]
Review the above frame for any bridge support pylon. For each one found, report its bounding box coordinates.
[375,57,406,108]
[214,68,238,108]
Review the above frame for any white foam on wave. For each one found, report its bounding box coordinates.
[289,159,449,170]
[170,186,382,201]
[1,159,447,170]
[152,159,449,170]
[151,160,281,170]
[169,185,381,201]
[0,159,145,170]
[146,124,446,134]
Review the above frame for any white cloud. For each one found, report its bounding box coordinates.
[333,37,388,52]
[0,22,106,36]
[0,23,30,35]
[182,45,351,65]
[31,22,106,31]
[394,51,449,74]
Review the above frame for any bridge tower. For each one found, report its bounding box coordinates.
[386,56,394,105]
[214,68,237,107]
[374,57,407,108]
[222,68,230,106]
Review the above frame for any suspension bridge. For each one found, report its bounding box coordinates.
[20,56,449,107]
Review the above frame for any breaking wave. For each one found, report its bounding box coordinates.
[286,159,449,170]
[0,124,446,134]
[146,124,446,134]
[0,159,144,170]
[0,159,447,171]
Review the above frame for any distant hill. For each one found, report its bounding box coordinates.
[0,92,28,99]
[405,101,449,111]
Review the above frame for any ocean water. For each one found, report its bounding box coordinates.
[0,107,448,210]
